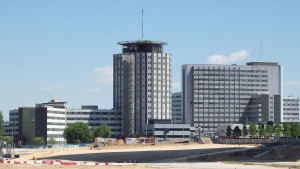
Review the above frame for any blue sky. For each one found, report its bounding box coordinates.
[1,1,300,120]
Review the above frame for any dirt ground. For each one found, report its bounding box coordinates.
[2,143,300,169]
[1,162,293,169]
[39,144,247,163]
[15,143,253,162]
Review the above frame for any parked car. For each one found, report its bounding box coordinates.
[79,143,87,147]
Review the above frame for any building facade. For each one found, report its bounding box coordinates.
[113,40,172,135]
[283,96,300,122]
[182,62,283,133]
[8,100,122,144]
[6,109,19,137]
[3,121,12,137]
[14,100,67,144]
[146,119,192,140]
[67,106,122,136]
[172,92,183,124]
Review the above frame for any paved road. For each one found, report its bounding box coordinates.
[42,147,242,163]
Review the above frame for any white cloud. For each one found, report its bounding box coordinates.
[85,88,104,93]
[285,81,300,86]
[206,50,250,64]
[41,84,66,91]
[91,66,113,84]
[172,82,181,92]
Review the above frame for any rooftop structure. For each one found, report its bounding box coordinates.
[117,40,167,53]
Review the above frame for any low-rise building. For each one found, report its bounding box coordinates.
[8,100,122,144]
[67,106,122,136]
[17,100,67,144]
[5,109,19,137]
[283,96,300,122]
[146,119,193,140]
[172,92,183,124]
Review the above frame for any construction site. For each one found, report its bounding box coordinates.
[1,137,300,169]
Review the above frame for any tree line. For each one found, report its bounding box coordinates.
[63,122,112,144]
[226,121,300,138]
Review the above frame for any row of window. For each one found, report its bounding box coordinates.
[194,75,269,79]
[194,84,269,88]
[47,116,65,120]
[193,89,269,93]
[48,111,65,114]
[283,113,299,115]
[193,69,268,73]
[47,122,65,126]
[283,104,300,106]
[67,112,121,115]
[283,108,299,111]
[193,80,269,84]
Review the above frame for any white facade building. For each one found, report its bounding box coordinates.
[283,96,300,122]
[8,101,122,144]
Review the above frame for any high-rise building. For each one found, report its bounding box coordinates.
[283,96,299,122]
[113,40,172,135]
[182,62,283,133]
[172,92,183,124]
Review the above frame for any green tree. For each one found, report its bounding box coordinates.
[47,136,56,145]
[258,124,265,138]
[233,126,241,137]
[266,125,273,137]
[242,125,248,137]
[63,122,92,144]
[0,111,4,138]
[93,124,112,138]
[226,126,232,137]
[291,123,300,138]
[249,124,257,138]
[274,123,282,138]
[283,122,292,137]
[267,121,274,127]
[34,136,45,145]
[2,136,12,142]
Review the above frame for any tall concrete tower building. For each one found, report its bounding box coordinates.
[113,40,172,136]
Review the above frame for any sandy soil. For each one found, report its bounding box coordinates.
[39,144,254,163]
[1,162,289,169]
[2,143,299,169]
[15,143,254,162]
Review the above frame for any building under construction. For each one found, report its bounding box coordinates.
[113,40,172,136]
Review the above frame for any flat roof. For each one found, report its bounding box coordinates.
[117,40,167,46]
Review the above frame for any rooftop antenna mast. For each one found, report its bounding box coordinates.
[259,36,263,61]
[141,8,144,40]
